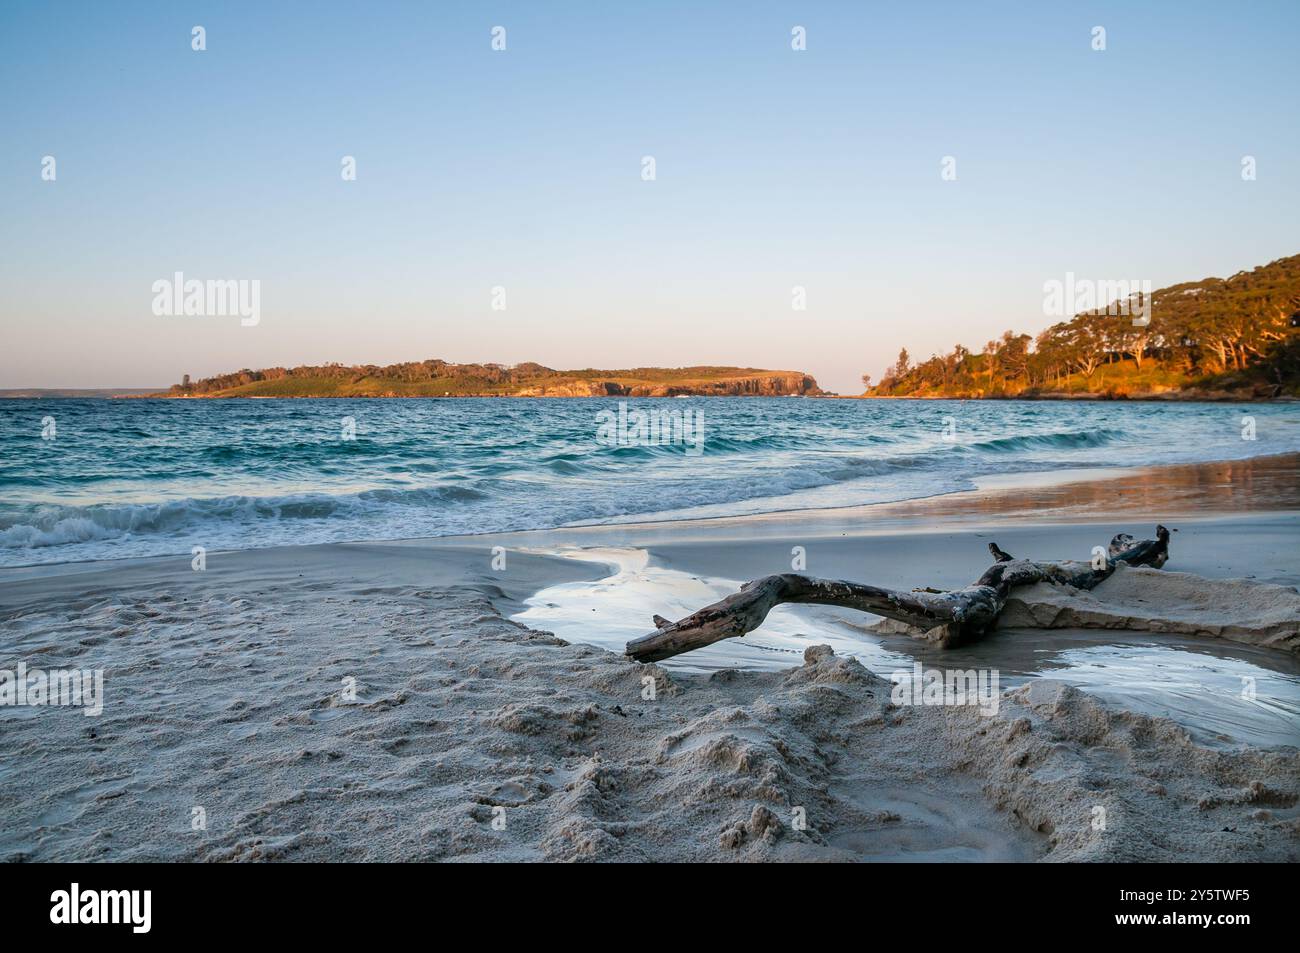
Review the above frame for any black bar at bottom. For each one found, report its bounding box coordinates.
[0,861,1285,939]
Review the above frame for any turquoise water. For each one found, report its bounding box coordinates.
[1,397,1297,567]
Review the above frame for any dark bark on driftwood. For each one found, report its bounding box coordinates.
[625,525,1172,663]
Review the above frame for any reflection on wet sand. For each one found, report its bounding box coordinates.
[861,621,1300,750]
[895,452,1300,523]
[512,453,1300,548]
[518,545,1300,749]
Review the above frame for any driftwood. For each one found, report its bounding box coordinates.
[625,525,1172,663]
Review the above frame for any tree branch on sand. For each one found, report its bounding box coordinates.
[625,526,1173,664]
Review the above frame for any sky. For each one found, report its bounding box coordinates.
[1,1,1297,394]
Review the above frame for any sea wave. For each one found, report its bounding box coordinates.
[1,397,1296,566]
[967,428,1125,453]
[0,484,490,550]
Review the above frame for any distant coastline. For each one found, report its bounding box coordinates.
[153,361,826,399]
[5,387,1295,402]
[0,388,166,399]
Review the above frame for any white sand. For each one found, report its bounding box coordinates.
[2,508,1297,861]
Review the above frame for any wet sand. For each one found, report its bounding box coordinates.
[499,454,1300,748]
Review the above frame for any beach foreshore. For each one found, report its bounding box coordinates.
[1,456,1297,861]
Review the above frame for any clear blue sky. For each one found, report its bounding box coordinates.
[2,0,1297,393]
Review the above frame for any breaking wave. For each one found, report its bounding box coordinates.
[2,396,1295,566]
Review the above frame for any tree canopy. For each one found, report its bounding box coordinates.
[868,255,1300,398]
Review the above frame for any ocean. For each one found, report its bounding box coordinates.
[1,397,1297,567]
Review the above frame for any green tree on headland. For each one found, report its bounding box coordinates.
[867,254,1300,399]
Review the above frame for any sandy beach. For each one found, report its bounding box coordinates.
[1,455,1296,862]
[7,6,1300,931]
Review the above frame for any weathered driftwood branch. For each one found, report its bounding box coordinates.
[625,525,1172,663]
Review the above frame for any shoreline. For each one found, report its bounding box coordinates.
[2,453,1297,862]
[4,451,1297,577]
[5,391,1297,401]
[142,392,1300,401]
[553,450,1300,539]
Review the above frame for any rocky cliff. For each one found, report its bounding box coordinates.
[511,373,821,398]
